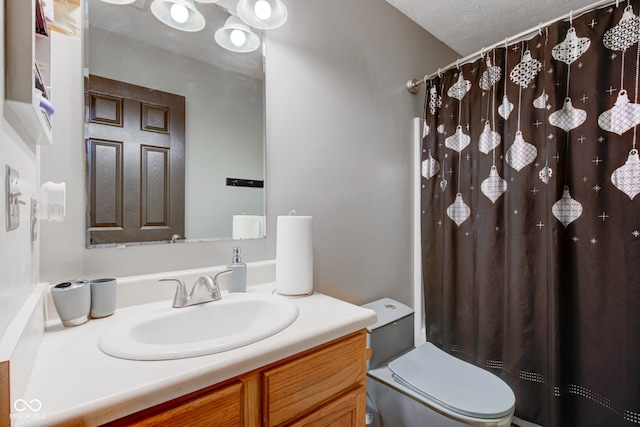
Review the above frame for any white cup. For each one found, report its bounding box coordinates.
[90,278,117,318]
[51,280,91,327]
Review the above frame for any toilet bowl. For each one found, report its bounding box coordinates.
[362,298,515,427]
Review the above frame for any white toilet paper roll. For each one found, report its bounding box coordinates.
[276,215,313,296]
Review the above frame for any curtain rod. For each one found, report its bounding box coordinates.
[406,0,620,94]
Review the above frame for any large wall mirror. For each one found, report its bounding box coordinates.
[85,0,265,248]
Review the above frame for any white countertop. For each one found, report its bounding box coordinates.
[16,283,376,426]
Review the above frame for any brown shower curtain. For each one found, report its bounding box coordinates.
[421,2,640,426]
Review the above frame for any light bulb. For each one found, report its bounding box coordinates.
[229,29,247,47]
[254,0,271,20]
[170,3,189,24]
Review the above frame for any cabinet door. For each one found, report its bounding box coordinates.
[288,386,366,427]
[262,331,367,427]
[113,381,243,427]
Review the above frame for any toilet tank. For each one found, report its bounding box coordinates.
[361,298,414,369]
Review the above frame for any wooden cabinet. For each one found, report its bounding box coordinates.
[262,332,366,426]
[104,330,368,427]
[5,0,53,146]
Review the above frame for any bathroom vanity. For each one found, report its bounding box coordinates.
[9,279,376,426]
[105,331,366,426]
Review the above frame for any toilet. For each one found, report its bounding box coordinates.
[363,298,515,427]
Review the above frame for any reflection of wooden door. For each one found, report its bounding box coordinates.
[85,75,185,245]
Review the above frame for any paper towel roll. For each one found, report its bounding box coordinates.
[276,215,313,296]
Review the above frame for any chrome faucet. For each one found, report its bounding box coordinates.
[159,270,231,308]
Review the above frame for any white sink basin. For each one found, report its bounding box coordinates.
[98,293,299,360]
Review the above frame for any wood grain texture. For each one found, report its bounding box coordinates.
[262,331,366,427]
[0,361,9,427]
[287,386,366,427]
[111,381,243,427]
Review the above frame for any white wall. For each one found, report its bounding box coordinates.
[38,0,457,307]
[0,3,40,338]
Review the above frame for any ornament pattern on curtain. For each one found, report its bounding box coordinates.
[421,2,640,426]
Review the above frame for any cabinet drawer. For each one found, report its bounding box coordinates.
[115,381,243,427]
[262,331,366,427]
[288,386,366,427]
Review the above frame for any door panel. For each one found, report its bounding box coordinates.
[86,75,185,245]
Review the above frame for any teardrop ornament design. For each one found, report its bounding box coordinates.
[479,57,502,91]
[506,131,537,171]
[551,27,591,65]
[498,95,514,120]
[447,193,471,226]
[533,90,551,110]
[603,5,640,52]
[447,73,472,100]
[440,178,448,191]
[437,124,445,134]
[611,149,640,200]
[539,164,553,184]
[423,119,430,138]
[597,90,640,135]
[509,50,542,88]
[478,121,502,154]
[549,97,587,132]
[421,150,440,180]
[481,166,507,203]
[445,125,471,152]
[552,186,583,228]
[428,86,442,115]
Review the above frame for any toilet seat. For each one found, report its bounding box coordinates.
[387,343,515,420]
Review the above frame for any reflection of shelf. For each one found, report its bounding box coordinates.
[4,0,52,146]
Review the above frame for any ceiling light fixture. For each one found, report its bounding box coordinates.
[150,0,205,32]
[237,0,287,30]
[214,16,260,53]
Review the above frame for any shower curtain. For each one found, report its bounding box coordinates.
[421,2,640,426]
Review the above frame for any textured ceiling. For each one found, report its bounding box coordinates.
[385,0,602,56]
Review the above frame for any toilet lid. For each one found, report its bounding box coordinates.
[387,343,515,419]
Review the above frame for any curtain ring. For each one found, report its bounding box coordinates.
[480,47,485,59]
[616,0,620,7]
[538,23,543,36]
[437,68,442,78]
[456,59,460,70]
[569,10,573,27]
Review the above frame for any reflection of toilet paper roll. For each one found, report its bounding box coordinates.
[40,181,65,222]
[276,215,313,296]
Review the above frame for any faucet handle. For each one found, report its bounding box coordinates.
[159,278,188,307]
[212,269,233,293]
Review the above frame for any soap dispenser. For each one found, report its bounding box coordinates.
[226,246,247,292]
